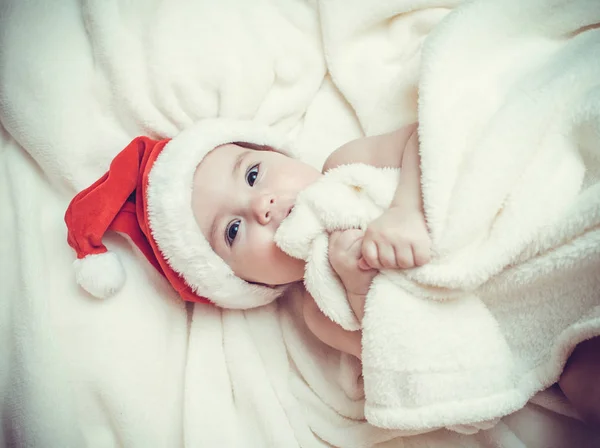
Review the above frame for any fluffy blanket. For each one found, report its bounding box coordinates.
[276,152,600,430]
[2,0,600,447]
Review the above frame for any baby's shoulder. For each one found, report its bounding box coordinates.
[323,135,381,172]
[323,127,413,173]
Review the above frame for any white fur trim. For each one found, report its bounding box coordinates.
[147,119,294,309]
[275,164,400,329]
[73,252,125,299]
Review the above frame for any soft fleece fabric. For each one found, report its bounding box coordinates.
[2,0,599,446]
[275,157,600,431]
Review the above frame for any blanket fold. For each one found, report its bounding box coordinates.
[3,0,600,446]
[275,0,600,432]
[276,162,599,432]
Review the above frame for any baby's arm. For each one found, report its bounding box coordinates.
[302,229,379,360]
[324,125,431,270]
[362,127,431,270]
[303,290,362,359]
[328,229,378,322]
[392,126,425,223]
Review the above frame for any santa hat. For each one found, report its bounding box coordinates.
[64,118,293,309]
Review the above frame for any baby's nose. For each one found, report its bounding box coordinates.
[252,194,275,225]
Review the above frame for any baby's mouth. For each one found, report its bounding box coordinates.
[274,205,296,255]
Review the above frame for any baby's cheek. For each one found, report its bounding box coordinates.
[269,242,293,269]
[275,247,305,282]
[251,235,285,270]
[245,229,304,284]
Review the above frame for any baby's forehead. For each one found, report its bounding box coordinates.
[195,143,242,171]
[201,141,290,169]
[200,141,274,163]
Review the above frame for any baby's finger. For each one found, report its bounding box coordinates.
[361,240,381,270]
[357,257,372,271]
[412,241,432,267]
[394,246,415,269]
[376,242,397,269]
[346,234,365,259]
[333,229,363,252]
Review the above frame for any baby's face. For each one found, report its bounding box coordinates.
[191,143,321,286]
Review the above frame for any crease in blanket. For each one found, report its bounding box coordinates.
[281,0,600,436]
[4,0,600,445]
[276,3,600,420]
[275,159,600,432]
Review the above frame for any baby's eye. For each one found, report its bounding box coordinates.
[226,220,240,245]
[246,164,260,187]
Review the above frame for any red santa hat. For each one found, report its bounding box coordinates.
[64,119,293,308]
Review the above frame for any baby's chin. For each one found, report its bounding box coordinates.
[237,249,305,287]
[269,251,306,286]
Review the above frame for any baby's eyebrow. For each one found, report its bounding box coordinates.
[233,151,246,178]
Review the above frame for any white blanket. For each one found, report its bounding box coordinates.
[2,0,600,447]
[276,0,600,432]
[275,154,600,430]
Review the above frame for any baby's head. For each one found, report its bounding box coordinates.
[65,119,321,309]
[191,142,321,288]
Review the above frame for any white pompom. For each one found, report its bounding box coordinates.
[73,252,126,299]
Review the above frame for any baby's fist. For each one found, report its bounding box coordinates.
[328,229,377,297]
[361,206,431,270]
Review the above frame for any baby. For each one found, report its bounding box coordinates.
[189,122,430,358]
[65,119,599,426]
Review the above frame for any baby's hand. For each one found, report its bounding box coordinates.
[359,205,431,270]
[328,229,378,321]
